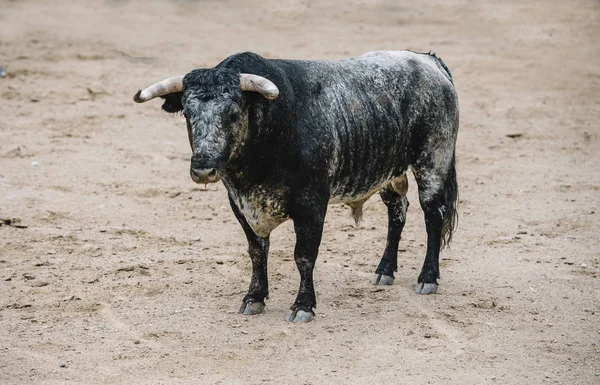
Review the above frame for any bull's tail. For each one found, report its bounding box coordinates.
[441,154,458,248]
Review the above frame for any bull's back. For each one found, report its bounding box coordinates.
[280,51,456,201]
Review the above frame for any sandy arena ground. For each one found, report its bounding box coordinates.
[0,1,599,384]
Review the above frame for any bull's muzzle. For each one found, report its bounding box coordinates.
[190,168,220,184]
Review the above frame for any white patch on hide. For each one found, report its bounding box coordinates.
[230,186,289,237]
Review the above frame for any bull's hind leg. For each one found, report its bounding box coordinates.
[371,175,409,286]
[229,195,270,315]
[412,153,458,295]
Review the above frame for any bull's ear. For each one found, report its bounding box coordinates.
[160,92,183,113]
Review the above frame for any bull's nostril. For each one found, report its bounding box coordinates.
[191,168,219,183]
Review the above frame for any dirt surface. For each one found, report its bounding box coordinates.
[1,1,599,384]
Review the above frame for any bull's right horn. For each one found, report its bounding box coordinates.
[133,75,184,103]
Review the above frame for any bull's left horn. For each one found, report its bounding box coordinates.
[133,75,185,103]
[239,74,279,99]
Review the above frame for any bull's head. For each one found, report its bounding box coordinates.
[134,69,279,184]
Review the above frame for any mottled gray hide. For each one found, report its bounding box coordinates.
[294,51,457,223]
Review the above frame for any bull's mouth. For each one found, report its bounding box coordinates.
[190,168,221,184]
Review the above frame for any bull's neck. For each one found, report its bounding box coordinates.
[225,100,279,179]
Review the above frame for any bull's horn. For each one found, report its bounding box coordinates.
[133,75,184,103]
[239,74,279,99]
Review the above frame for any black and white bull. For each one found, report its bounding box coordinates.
[133,51,459,323]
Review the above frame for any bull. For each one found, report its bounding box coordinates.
[133,50,459,322]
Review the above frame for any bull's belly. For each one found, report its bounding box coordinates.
[327,182,387,205]
[329,174,409,224]
[328,171,408,205]
[326,150,409,206]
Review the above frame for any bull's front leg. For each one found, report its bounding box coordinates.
[285,191,328,323]
[228,196,270,315]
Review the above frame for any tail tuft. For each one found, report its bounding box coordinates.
[440,155,458,248]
